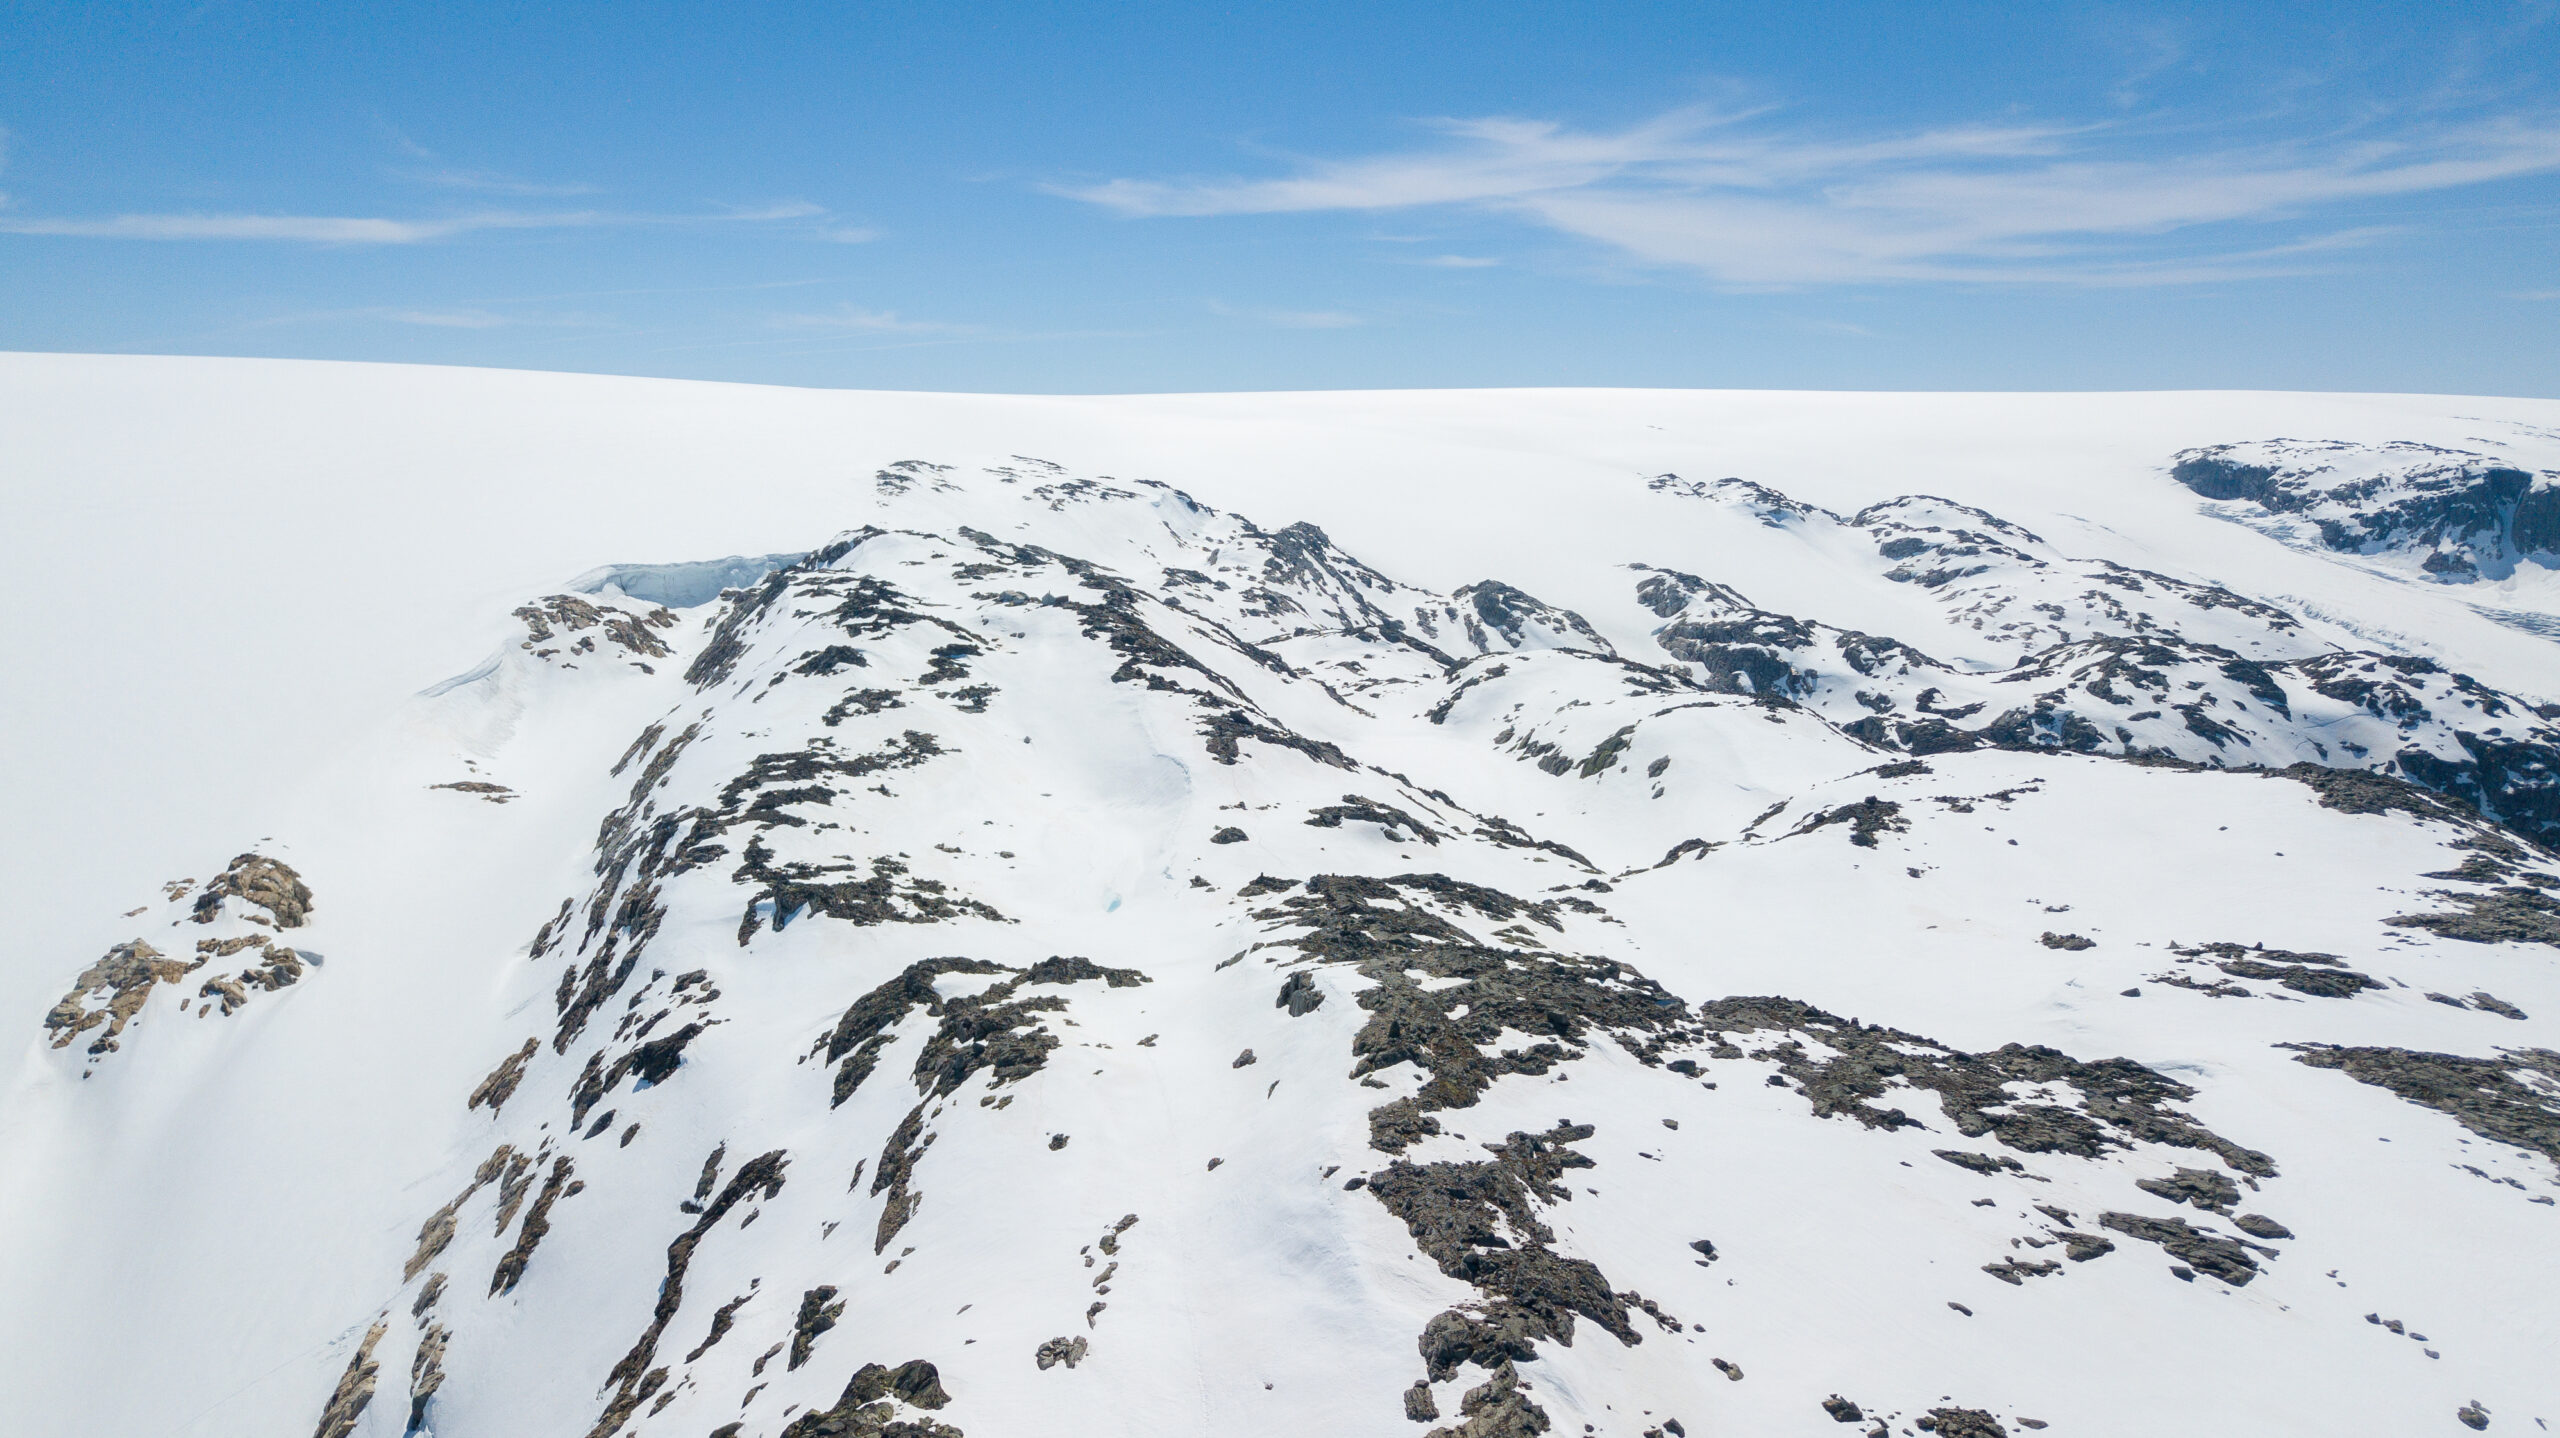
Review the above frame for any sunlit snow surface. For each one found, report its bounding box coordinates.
[2,357,2557,1438]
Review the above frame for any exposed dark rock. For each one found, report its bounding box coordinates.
[1469,814,1595,866]
[2165,941,2384,997]
[2039,932,2094,951]
[2058,1232,2115,1261]
[515,593,677,660]
[873,1105,931,1255]
[2172,440,2557,585]
[310,1319,387,1438]
[1212,826,1249,844]
[1307,795,1443,846]
[1789,798,1908,848]
[1372,1122,1637,1381]
[2388,886,2560,948]
[1263,873,1695,1153]
[1035,1336,1088,1370]
[2135,1167,2240,1212]
[2469,991,2530,1019]
[1017,955,1150,989]
[737,842,1006,947]
[847,1359,952,1410]
[780,1359,962,1438]
[1200,707,1360,771]
[1277,971,1325,1016]
[1935,1149,2025,1175]
[2099,1212,2260,1285]
[2271,762,2474,826]
[1823,1395,1865,1422]
[1695,996,2275,1176]
[1917,1408,2006,1438]
[2233,1213,2293,1240]
[404,1323,449,1436]
[1416,1305,1543,1383]
[2289,1044,2560,1171]
[193,852,314,928]
[794,644,870,676]
[468,1038,540,1114]
[491,1156,581,1296]
[1982,1257,2062,1284]
[790,1285,846,1370]
[45,940,195,1054]
[571,1020,708,1125]
[823,689,908,726]
[816,957,1011,1105]
[406,1146,514,1281]
[1424,1360,1549,1438]
[683,1290,754,1362]
[716,731,949,831]
[817,955,1143,1251]
[585,1150,788,1437]
[1453,579,1612,654]
[1574,725,1637,778]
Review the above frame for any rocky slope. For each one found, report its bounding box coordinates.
[8,406,2560,1438]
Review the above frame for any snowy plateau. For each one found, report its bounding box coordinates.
[3,356,2560,1438]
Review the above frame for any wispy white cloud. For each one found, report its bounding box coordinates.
[1206,300,1364,329]
[252,305,608,330]
[0,211,571,242]
[0,201,824,244]
[767,305,973,334]
[383,134,600,197]
[1418,254,1500,268]
[396,167,601,197]
[366,308,517,328]
[1053,108,2560,286]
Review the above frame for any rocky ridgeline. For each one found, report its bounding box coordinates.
[33,450,2560,1438]
[2172,439,2560,582]
[1642,476,2560,847]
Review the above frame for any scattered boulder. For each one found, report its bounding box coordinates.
[310,1320,387,1438]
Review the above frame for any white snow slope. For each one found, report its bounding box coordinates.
[3,355,2559,1438]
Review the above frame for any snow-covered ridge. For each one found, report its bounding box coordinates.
[2172,439,2560,584]
[8,394,2560,1438]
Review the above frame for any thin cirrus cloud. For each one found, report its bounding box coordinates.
[390,164,601,198]
[1205,299,1364,328]
[0,202,825,244]
[348,307,519,329]
[383,135,600,197]
[1051,108,2560,286]
[767,305,975,334]
[254,305,609,330]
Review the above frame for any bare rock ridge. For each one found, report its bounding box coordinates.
[45,851,317,1056]
[2173,440,2560,583]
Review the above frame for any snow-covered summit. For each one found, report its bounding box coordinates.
[2,360,2558,1438]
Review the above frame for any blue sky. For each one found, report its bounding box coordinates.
[4,1,2557,393]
